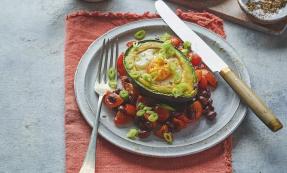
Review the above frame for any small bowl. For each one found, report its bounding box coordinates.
[237,0,287,24]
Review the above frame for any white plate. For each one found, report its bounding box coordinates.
[74,19,250,157]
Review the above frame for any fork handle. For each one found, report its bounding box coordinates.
[79,95,103,173]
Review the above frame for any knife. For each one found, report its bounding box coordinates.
[155,0,283,132]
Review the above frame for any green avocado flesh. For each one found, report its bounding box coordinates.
[124,40,198,101]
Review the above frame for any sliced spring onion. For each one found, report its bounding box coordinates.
[127,129,138,140]
[119,90,129,100]
[150,71,158,79]
[172,83,188,97]
[159,41,176,58]
[126,61,134,69]
[137,102,145,110]
[130,71,140,79]
[148,112,158,122]
[173,72,181,84]
[142,73,152,82]
[159,32,171,42]
[177,83,188,91]
[134,30,146,40]
[183,41,191,49]
[143,106,152,111]
[133,41,139,46]
[146,110,154,114]
[181,49,189,56]
[163,132,173,144]
[169,62,177,72]
[107,67,116,81]
[172,88,183,98]
[108,80,117,89]
[136,110,145,117]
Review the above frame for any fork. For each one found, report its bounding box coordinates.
[79,38,118,173]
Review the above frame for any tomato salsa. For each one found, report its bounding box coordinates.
[103,32,217,144]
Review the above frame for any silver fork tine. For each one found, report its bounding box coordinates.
[101,39,110,83]
[109,40,114,69]
[114,38,119,82]
[105,39,114,83]
[96,39,106,84]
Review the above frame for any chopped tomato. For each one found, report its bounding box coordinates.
[114,111,130,126]
[191,53,202,66]
[199,76,208,89]
[187,52,193,60]
[155,106,170,122]
[201,69,208,76]
[126,40,136,47]
[192,101,203,120]
[196,69,217,89]
[151,121,158,129]
[177,114,192,123]
[154,124,169,138]
[195,69,202,82]
[170,36,181,48]
[103,92,124,109]
[173,117,187,129]
[124,104,136,117]
[117,53,126,76]
[205,71,217,88]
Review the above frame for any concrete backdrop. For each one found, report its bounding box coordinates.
[0,0,286,172]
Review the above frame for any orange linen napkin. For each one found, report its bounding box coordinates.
[65,10,231,173]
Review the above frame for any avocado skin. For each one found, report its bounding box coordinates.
[123,40,198,103]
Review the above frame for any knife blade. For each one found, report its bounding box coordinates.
[155,0,283,132]
[155,0,227,72]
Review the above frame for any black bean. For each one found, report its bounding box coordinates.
[193,83,198,89]
[207,98,213,105]
[200,90,207,97]
[198,88,211,97]
[203,105,214,115]
[128,95,137,104]
[203,90,211,98]
[134,116,143,125]
[199,96,209,106]
[138,122,145,130]
[203,106,209,115]
[166,121,176,132]
[121,76,130,83]
[117,105,126,113]
[114,89,121,94]
[138,130,151,139]
[209,105,214,111]
[206,111,217,120]
[138,121,152,132]
[145,121,153,131]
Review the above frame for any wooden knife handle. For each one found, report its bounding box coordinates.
[220,67,283,132]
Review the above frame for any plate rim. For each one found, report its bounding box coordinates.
[74,18,250,157]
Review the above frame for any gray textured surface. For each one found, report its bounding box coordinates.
[0,0,286,173]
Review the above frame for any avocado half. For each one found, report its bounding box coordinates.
[123,40,198,102]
